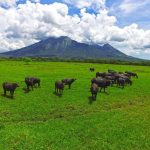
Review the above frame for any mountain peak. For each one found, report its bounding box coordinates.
[48,36,71,41]
[0,36,132,60]
[103,43,113,48]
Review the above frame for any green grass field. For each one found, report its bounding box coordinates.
[0,61,150,150]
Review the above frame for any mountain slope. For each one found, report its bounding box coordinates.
[0,36,132,60]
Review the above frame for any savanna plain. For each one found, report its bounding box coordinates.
[0,60,150,150]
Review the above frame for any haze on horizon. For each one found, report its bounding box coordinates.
[0,0,150,59]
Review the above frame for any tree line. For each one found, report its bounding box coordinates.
[0,57,150,66]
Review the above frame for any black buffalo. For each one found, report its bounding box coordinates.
[91,77,111,93]
[125,71,138,78]
[2,82,19,98]
[55,81,65,95]
[62,78,76,89]
[117,75,132,86]
[90,83,99,100]
[96,72,106,78]
[117,78,125,88]
[25,77,40,91]
[32,77,40,87]
[105,75,116,86]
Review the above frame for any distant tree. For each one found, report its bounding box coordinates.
[22,57,32,65]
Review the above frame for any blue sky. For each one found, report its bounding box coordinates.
[0,0,150,59]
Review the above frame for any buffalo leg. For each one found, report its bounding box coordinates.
[27,85,30,91]
[104,87,105,92]
[10,90,14,98]
[31,85,33,91]
[99,87,102,92]
[38,82,40,87]
[92,93,94,100]
[4,89,6,96]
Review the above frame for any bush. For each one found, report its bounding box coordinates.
[22,57,32,64]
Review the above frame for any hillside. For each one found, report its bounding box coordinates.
[0,36,134,60]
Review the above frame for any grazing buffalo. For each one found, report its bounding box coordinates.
[120,75,132,85]
[62,78,76,89]
[117,75,132,86]
[96,72,106,78]
[25,77,40,91]
[2,82,19,98]
[55,81,65,95]
[124,73,132,79]
[91,77,111,93]
[90,68,95,72]
[90,83,99,100]
[105,75,116,86]
[125,71,138,78]
[117,78,125,89]
[124,77,132,85]
[32,77,40,87]
[25,77,34,91]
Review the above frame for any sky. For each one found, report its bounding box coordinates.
[0,0,150,59]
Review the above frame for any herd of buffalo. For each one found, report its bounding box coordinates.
[2,68,138,100]
[90,69,138,100]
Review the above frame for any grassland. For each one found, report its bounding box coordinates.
[0,60,150,150]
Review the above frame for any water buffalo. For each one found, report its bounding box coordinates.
[32,77,40,87]
[62,78,76,89]
[25,77,34,91]
[125,77,132,85]
[117,78,125,89]
[90,83,99,100]
[96,72,106,78]
[25,77,40,91]
[55,81,65,95]
[90,68,95,72]
[2,82,19,98]
[125,71,138,78]
[124,73,132,79]
[117,75,132,85]
[105,75,116,86]
[91,77,111,93]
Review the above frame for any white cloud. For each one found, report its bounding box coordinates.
[0,0,17,7]
[119,0,150,14]
[0,0,40,8]
[63,0,106,11]
[0,1,150,59]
